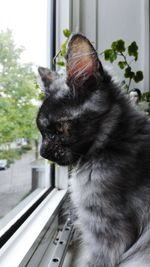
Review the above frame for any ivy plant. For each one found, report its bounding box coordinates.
[103,39,144,92]
[56,32,144,93]
[55,29,71,67]
[55,30,150,113]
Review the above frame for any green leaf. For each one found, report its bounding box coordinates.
[111,41,117,51]
[57,61,65,66]
[63,29,71,38]
[133,71,144,83]
[118,61,127,69]
[124,67,135,79]
[111,39,125,53]
[142,92,150,102]
[104,49,117,63]
[128,41,138,61]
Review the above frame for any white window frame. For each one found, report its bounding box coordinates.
[0,188,67,266]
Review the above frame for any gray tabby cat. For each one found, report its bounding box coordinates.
[37,33,150,267]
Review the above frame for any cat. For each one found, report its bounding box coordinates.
[37,33,150,267]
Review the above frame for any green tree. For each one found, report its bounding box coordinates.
[0,29,39,150]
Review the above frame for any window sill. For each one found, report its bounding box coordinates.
[0,188,48,235]
[0,188,67,266]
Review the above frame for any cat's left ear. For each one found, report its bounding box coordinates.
[38,66,57,95]
[66,33,104,89]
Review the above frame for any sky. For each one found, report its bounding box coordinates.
[0,0,48,66]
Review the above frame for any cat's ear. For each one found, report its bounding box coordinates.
[38,66,57,95]
[66,33,104,89]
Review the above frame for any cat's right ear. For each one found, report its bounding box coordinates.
[65,33,104,91]
[38,66,57,96]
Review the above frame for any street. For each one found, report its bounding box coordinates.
[0,151,35,219]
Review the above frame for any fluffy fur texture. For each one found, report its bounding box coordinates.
[37,33,150,267]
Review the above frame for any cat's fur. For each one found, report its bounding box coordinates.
[37,33,150,267]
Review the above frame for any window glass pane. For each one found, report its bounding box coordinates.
[0,0,50,219]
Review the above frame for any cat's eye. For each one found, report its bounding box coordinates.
[55,121,71,136]
[56,122,63,134]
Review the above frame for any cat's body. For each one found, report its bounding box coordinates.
[37,34,150,267]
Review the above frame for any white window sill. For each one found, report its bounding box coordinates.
[0,188,48,235]
[0,188,67,267]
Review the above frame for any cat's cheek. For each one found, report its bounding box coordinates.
[55,151,75,166]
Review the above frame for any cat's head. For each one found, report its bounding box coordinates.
[37,33,112,166]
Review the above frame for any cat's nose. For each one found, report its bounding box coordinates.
[54,150,65,158]
[40,146,47,159]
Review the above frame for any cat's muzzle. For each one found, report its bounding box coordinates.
[40,140,72,166]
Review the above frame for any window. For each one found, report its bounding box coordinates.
[0,1,69,265]
[0,0,71,265]
[0,0,54,246]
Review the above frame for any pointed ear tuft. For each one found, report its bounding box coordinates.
[66,34,103,88]
[38,67,55,87]
[38,67,57,96]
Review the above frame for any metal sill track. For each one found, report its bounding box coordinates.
[49,218,74,267]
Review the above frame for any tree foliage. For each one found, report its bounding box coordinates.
[0,29,39,146]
